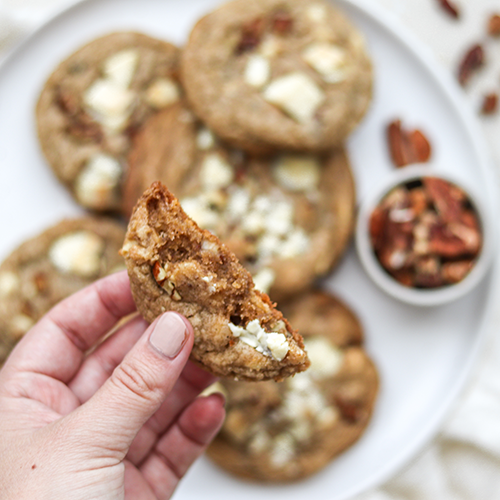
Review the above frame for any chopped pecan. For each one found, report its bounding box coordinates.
[272,10,293,34]
[56,87,80,116]
[335,395,363,424]
[66,116,103,142]
[481,93,498,115]
[458,44,485,86]
[236,18,265,54]
[488,14,500,36]
[408,188,428,217]
[423,177,463,223]
[33,272,49,293]
[387,120,432,168]
[442,260,473,284]
[437,0,460,19]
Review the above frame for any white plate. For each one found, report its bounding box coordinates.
[0,0,498,499]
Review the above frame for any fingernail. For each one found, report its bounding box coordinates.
[149,312,188,359]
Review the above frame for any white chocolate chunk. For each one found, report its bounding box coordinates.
[228,319,289,361]
[75,154,122,209]
[227,187,251,220]
[11,314,34,336]
[306,3,327,22]
[181,197,220,229]
[244,54,271,88]
[84,79,135,132]
[270,433,296,467]
[263,72,325,123]
[0,272,20,298]
[144,78,180,109]
[303,336,344,379]
[49,231,104,278]
[252,268,276,294]
[264,200,293,236]
[196,127,216,150]
[302,43,348,83]
[103,49,139,88]
[200,154,234,191]
[279,229,310,259]
[274,155,321,192]
[259,37,282,58]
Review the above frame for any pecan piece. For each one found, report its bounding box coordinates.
[481,93,498,115]
[442,260,473,284]
[488,14,500,37]
[437,0,460,19]
[458,44,485,86]
[335,395,363,424]
[236,18,265,54]
[423,177,463,223]
[410,130,432,164]
[34,272,49,293]
[272,10,293,34]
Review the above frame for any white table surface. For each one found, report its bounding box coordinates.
[2,0,500,498]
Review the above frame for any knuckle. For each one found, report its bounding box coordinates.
[111,360,163,405]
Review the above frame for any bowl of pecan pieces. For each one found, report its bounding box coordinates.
[356,165,494,306]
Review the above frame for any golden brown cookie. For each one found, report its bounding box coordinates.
[181,0,372,153]
[36,32,181,212]
[207,291,379,482]
[124,104,356,301]
[0,217,126,363]
[121,182,309,381]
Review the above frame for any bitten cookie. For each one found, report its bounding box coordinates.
[207,291,379,482]
[124,104,356,300]
[181,0,372,153]
[120,182,309,381]
[36,32,181,212]
[0,217,126,363]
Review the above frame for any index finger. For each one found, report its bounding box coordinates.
[5,271,136,383]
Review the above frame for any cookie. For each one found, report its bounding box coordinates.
[207,291,379,483]
[120,182,309,381]
[0,217,126,363]
[181,0,372,153]
[124,104,356,300]
[36,32,181,212]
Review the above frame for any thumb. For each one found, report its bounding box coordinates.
[72,312,193,455]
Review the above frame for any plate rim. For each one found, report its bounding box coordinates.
[0,0,499,498]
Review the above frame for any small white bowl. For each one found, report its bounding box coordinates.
[355,164,495,307]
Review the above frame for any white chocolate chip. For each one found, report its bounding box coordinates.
[303,336,344,379]
[228,319,289,361]
[244,54,271,88]
[181,196,220,229]
[10,314,34,336]
[49,231,104,278]
[302,43,348,83]
[279,228,310,259]
[259,37,282,58]
[200,154,234,191]
[75,154,122,209]
[0,272,20,298]
[144,78,181,109]
[270,434,296,467]
[263,72,325,123]
[306,3,327,22]
[227,187,251,220]
[103,49,139,88]
[84,79,135,133]
[196,127,216,150]
[252,268,276,294]
[264,200,293,236]
[274,155,321,192]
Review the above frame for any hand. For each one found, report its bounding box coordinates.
[0,271,225,500]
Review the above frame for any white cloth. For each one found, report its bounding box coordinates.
[2,0,500,498]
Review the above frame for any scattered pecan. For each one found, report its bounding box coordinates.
[423,177,463,223]
[458,44,485,86]
[387,120,432,168]
[481,93,498,115]
[33,272,49,293]
[236,18,265,54]
[442,260,474,283]
[437,0,460,19]
[272,10,293,34]
[488,14,500,36]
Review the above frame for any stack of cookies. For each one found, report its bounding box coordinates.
[0,0,379,484]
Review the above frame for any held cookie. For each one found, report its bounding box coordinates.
[0,218,126,363]
[120,182,309,381]
[124,105,356,300]
[181,0,372,153]
[207,291,379,482]
[36,32,181,212]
